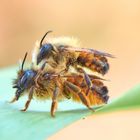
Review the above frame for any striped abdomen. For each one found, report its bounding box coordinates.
[64,74,109,106]
[77,52,109,75]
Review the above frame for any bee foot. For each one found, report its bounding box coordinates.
[20,109,26,112]
[8,97,17,103]
[51,114,55,118]
[89,107,95,112]
[35,82,39,88]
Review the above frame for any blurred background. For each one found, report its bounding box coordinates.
[0,1,140,140]
[1,0,140,99]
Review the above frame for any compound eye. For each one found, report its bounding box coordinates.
[40,45,46,55]
[37,44,53,65]
[41,44,53,54]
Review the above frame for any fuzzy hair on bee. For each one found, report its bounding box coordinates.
[33,31,114,74]
[32,31,114,96]
[32,35,80,73]
[10,52,109,117]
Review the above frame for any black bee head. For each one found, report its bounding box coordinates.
[13,52,36,100]
[37,43,54,65]
[37,30,53,65]
[13,70,36,100]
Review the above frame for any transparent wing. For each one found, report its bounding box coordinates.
[64,47,115,58]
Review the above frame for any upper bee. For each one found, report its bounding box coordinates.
[34,31,114,76]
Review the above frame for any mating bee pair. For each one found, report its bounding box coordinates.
[10,31,114,117]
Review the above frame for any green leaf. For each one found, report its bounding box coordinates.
[0,66,140,140]
[98,84,140,113]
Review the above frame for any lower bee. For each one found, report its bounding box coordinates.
[33,31,114,96]
[10,53,109,117]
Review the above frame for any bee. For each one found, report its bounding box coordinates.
[33,31,114,96]
[10,53,109,117]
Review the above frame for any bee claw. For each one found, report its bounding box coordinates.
[6,101,12,104]
[8,101,14,104]
[20,109,26,112]
[51,114,55,118]
[89,107,95,112]
[8,97,17,103]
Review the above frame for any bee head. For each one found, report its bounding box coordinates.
[13,53,36,100]
[37,43,54,65]
[37,30,54,65]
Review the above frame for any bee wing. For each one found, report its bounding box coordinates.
[89,48,115,58]
[67,74,108,81]
[64,47,115,58]
[88,75,109,81]
[51,73,108,81]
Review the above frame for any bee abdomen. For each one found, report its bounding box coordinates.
[92,86,109,103]
[77,52,110,75]
[92,59,109,75]
[66,75,109,105]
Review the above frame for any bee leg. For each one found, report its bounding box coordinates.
[51,86,59,117]
[59,65,69,75]
[9,96,17,103]
[65,81,94,112]
[34,61,47,87]
[76,67,93,96]
[83,71,93,96]
[20,87,34,112]
[60,59,76,74]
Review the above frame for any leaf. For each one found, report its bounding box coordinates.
[97,84,140,113]
[0,66,140,140]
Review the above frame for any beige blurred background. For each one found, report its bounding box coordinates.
[1,1,140,140]
[0,0,140,98]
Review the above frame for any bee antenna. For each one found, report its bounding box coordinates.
[40,30,53,48]
[21,52,28,70]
